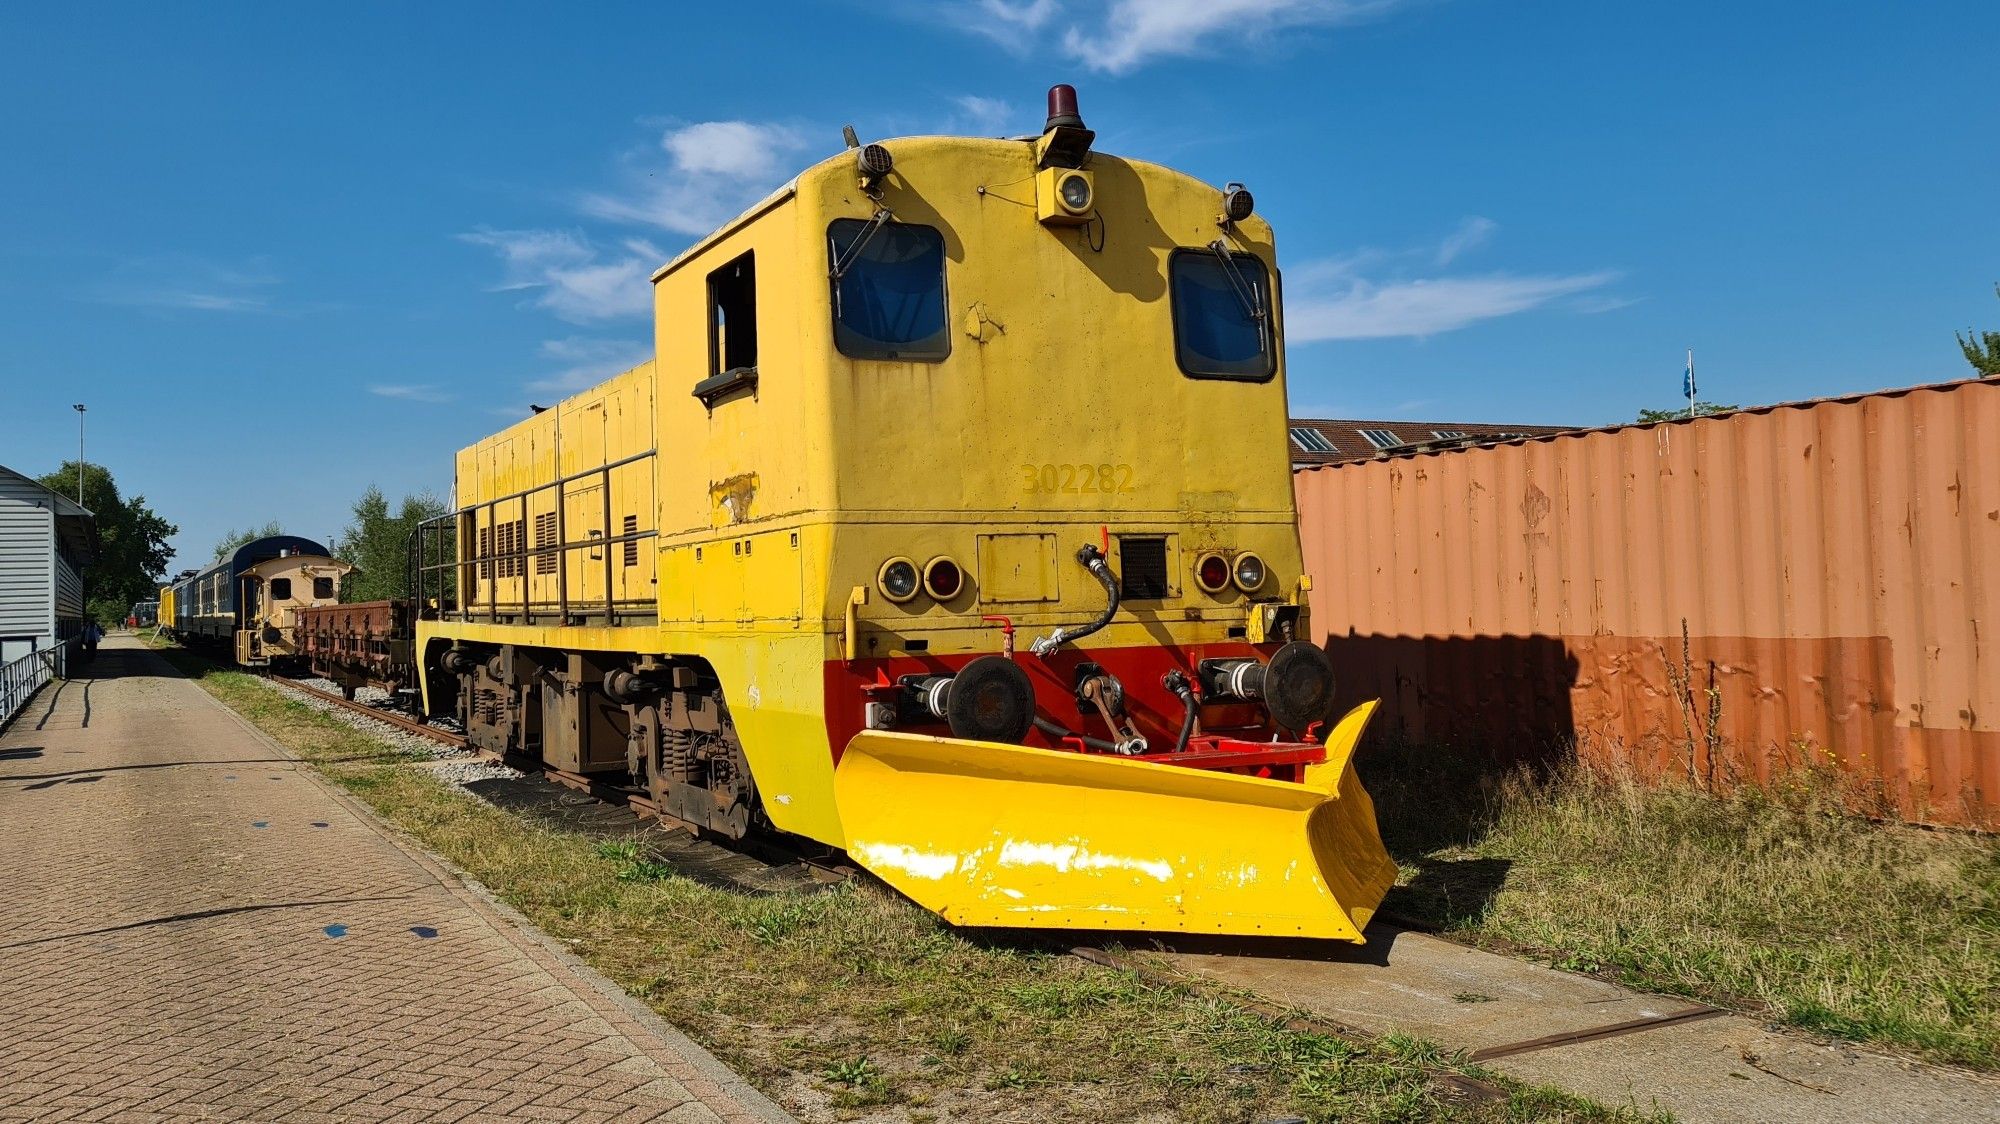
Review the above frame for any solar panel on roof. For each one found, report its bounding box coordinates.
[1289,427,1336,453]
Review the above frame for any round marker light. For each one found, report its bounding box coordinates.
[878,557,921,603]
[923,556,964,600]
[1058,172,1092,213]
[1232,552,1267,593]
[1195,552,1231,593]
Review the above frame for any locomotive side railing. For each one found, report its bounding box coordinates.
[409,449,658,629]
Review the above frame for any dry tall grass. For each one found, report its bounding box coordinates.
[1368,744,2000,1069]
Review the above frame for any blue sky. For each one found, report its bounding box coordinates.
[3,1,1996,571]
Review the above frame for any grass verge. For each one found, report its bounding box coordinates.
[163,650,1655,1124]
[1367,741,2000,1070]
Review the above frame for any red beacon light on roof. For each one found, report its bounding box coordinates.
[1036,83,1095,169]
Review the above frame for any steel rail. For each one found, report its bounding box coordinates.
[277,676,465,748]
[274,674,852,883]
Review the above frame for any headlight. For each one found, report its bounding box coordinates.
[1232,552,1266,592]
[1058,172,1092,213]
[1195,552,1231,593]
[923,556,964,600]
[878,557,921,603]
[1222,182,1254,223]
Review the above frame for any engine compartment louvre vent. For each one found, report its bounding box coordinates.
[1119,536,1169,600]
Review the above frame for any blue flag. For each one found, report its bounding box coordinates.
[1683,361,1695,400]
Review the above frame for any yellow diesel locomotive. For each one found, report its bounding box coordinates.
[413,87,1396,940]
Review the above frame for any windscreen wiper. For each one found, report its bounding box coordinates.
[1207,238,1266,322]
[830,209,894,281]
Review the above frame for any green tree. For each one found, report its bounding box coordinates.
[336,485,447,602]
[1958,284,2000,376]
[214,520,287,560]
[1637,402,1739,423]
[35,461,178,625]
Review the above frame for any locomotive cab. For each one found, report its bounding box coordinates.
[234,554,351,666]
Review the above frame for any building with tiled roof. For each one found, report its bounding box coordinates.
[1286,418,1579,468]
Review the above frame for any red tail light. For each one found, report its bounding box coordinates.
[1196,553,1231,593]
[924,557,964,600]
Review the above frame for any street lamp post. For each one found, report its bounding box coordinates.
[72,404,86,504]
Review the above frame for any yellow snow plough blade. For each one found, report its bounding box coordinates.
[835,701,1397,942]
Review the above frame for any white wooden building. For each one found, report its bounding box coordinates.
[0,464,96,668]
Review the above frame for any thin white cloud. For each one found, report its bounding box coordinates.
[1572,293,1646,314]
[1435,216,1497,266]
[1288,272,1619,341]
[984,0,1057,29]
[581,120,807,236]
[953,95,1021,136]
[94,257,281,313]
[527,336,652,395]
[661,121,799,180]
[457,229,659,323]
[1286,217,1622,341]
[368,384,454,403]
[1030,0,1404,74]
[959,0,1059,45]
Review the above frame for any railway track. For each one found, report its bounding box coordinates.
[275,675,854,882]
[279,677,463,747]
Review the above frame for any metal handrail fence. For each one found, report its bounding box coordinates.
[1,638,74,730]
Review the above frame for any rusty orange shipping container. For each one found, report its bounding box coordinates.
[1296,378,1998,827]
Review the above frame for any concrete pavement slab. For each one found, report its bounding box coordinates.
[1152,924,2000,1122]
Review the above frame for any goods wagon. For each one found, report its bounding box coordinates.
[165,535,351,667]
[411,87,1395,940]
[296,599,417,700]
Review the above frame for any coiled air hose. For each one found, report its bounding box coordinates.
[1030,544,1119,658]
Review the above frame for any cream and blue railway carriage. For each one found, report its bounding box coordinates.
[165,535,350,666]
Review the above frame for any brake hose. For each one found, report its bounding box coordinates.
[1162,670,1198,753]
[1030,544,1119,657]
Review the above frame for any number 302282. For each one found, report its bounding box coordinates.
[1020,463,1136,495]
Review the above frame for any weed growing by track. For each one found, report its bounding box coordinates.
[167,651,1655,1124]
[1367,742,2000,1070]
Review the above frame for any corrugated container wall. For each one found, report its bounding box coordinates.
[1296,379,1998,828]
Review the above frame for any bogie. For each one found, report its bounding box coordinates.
[447,645,762,840]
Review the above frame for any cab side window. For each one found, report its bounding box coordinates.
[827,220,949,361]
[270,578,293,600]
[709,252,757,376]
[313,577,335,599]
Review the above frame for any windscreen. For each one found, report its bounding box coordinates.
[1171,250,1275,381]
[828,219,949,361]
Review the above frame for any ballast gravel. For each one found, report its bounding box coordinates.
[271,678,523,791]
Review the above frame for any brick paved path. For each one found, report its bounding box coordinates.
[0,636,794,1123]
